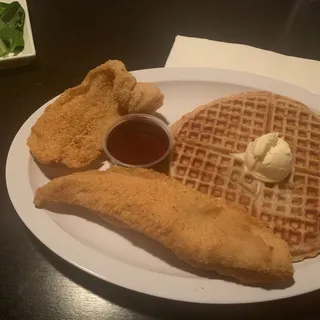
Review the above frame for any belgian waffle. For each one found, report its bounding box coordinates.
[170,91,320,261]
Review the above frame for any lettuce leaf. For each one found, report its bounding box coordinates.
[0,1,25,57]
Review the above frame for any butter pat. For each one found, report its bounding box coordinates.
[234,132,293,183]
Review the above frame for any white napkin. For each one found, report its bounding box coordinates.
[166,35,320,94]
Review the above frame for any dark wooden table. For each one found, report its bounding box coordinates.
[1,0,320,319]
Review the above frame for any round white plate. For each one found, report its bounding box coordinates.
[6,67,320,304]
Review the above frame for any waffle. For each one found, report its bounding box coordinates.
[170,91,320,261]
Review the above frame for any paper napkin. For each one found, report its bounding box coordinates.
[166,35,320,94]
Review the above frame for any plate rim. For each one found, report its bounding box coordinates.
[6,67,320,304]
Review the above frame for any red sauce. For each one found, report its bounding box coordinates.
[106,120,170,165]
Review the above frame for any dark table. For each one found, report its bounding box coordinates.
[1,0,320,319]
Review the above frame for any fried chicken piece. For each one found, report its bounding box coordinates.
[126,83,164,113]
[34,167,294,284]
[27,60,164,169]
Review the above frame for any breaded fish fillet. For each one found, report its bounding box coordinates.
[34,167,294,284]
[27,60,163,169]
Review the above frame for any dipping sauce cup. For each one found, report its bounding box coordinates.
[103,114,173,174]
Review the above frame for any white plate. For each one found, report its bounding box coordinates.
[0,0,36,68]
[6,67,320,304]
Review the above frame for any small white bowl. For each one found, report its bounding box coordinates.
[0,0,36,69]
[103,114,173,170]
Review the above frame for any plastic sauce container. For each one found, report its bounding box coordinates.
[103,114,173,174]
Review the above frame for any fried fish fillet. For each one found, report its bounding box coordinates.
[27,60,164,169]
[34,167,294,284]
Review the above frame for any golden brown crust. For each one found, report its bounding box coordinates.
[34,167,294,284]
[27,60,163,169]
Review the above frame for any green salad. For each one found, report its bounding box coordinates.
[0,1,25,57]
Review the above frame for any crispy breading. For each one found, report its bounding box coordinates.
[34,167,294,284]
[27,60,163,168]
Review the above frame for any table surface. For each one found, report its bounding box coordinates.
[2,0,320,319]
